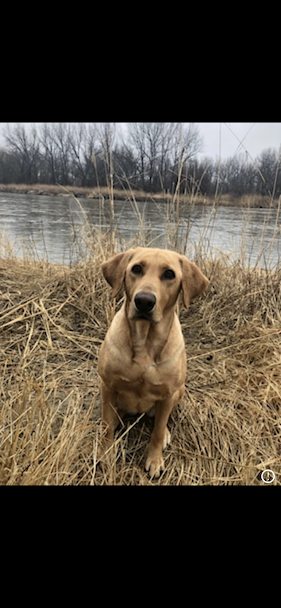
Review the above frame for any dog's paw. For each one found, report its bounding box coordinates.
[145,452,164,478]
[145,441,166,479]
[145,427,171,478]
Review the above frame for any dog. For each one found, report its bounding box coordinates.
[98,247,209,478]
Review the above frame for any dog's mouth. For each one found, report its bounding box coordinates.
[134,311,153,321]
[130,307,161,324]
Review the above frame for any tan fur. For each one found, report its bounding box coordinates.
[98,247,209,478]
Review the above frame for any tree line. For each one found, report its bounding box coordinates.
[0,122,280,198]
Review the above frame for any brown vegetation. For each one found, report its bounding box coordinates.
[0,182,280,208]
[0,227,280,485]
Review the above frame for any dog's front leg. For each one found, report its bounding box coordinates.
[99,380,119,447]
[145,385,185,478]
[145,398,174,479]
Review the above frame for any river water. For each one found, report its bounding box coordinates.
[0,192,280,268]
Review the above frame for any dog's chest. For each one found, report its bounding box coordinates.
[141,361,163,385]
[115,359,170,413]
[119,352,166,385]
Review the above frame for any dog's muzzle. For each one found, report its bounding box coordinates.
[134,291,156,319]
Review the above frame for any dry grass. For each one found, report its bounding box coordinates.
[0,230,281,485]
[0,182,280,208]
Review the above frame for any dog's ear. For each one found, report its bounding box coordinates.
[101,249,135,297]
[180,256,209,308]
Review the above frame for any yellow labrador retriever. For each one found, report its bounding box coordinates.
[98,247,209,478]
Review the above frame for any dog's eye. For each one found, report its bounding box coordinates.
[131,264,142,275]
[163,269,175,280]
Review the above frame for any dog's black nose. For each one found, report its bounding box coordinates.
[134,291,156,314]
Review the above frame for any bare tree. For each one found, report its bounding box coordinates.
[39,123,59,183]
[127,123,148,190]
[96,123,117,251]
[51,123,71,184]
[95,123,116,178]
[38,123,72,185]
[257,148,280,197]
[127,123,202,193]
[68,123,97,187]
[170,123,203,194]
[3,123,40,183]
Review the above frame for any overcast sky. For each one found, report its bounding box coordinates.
[197,122,281,160]
[0,122,280,162]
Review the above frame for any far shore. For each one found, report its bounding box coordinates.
[0,183,279,209]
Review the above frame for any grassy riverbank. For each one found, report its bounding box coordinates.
[0,228,280,485]
[0,182,280,208]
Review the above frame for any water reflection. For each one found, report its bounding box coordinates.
[0,192,280,267]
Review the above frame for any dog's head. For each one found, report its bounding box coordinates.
[101,247,209,323]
